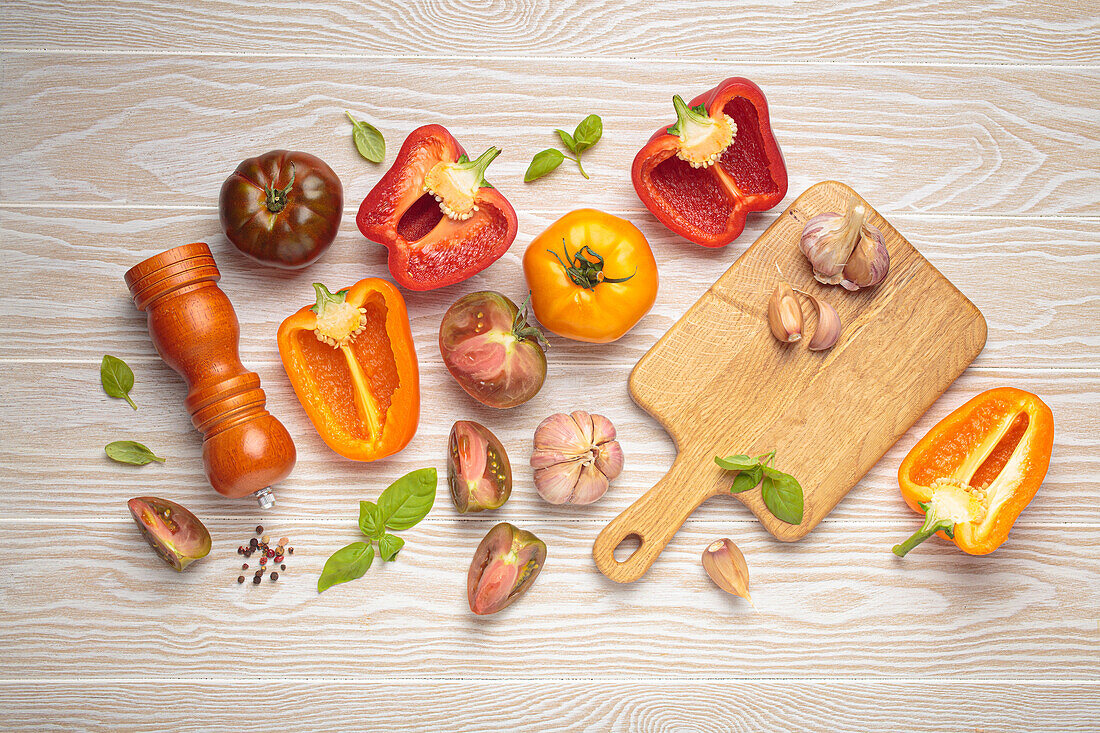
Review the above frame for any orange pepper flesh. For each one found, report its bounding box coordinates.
[278,279,419,461]
[894,387,1054,556]
[523,208,659,343]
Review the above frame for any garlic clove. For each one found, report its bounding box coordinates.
[595,439,624,479]
[841,220,890,291]
[799,199,864,284]
[570,462,610,505]
[590,413,618,446]
[534,460,584,504]
[570,410,595,446]
[533,413,586,453]
[768,280,803,343]
[530,448,580,469]
[798,291,842,351]
[701,538,753,605]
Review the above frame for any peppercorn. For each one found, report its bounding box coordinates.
[249,537,259,548]
[261,535,269,544]
[288,547,294,555]
[260,556,267,565]
[237,576,245,584]
[280,564,286,571]
[256,525,264,534]
[270,572,278,581]
[241,563,248,570]
[253,575,262,584]
[274,555,284,563]
[237,546,245,555]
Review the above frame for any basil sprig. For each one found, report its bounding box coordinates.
[525,114,603,181]
[715,451,804,525]
[105,440,165,465]
[318,467,437,593]
[346,111,385,163]
[101,355,137,410]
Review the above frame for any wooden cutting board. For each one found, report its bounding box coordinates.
[593,181,986,583]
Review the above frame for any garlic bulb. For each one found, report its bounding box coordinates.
[530,411,624,505]
[799,197,890,290]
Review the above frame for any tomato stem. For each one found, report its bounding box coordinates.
[264,162,296,213]
[512,294,550,350]
[547,239,635,291]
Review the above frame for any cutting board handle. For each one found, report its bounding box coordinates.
[593,455,715,583]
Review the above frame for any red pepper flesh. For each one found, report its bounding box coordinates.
[632,78,788,248]
[356,124,518,291]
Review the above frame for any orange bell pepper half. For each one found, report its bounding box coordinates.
[893,387,1054,557]
[278,279,419,461]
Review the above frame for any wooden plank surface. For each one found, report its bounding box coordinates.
[0,56,1097,216]
[2,520,1097,679]
[1,0,1098,730]
[2,0,1097,64]
[3,681,1098,733]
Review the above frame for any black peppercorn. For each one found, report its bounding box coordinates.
[270,572,278,581]
[237,576,245,584]
[256,525,264,534]
[252,576,262,584]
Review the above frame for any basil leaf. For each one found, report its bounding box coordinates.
[715,454,758,472]
[377,467,437,531]
[524,149,564,182]
[101,355,136,410]
[105,440,165,465]
[572,114,603,152]
[555,129,577,153]
[378,533,405,562]
[317,541,374,593]
[346,111,385,163]
[729,465,763,494]
[358,500,384,539]
[761,471,804,525]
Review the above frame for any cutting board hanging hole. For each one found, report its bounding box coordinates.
[613,533,642,563]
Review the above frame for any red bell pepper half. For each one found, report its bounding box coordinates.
[357,124,518,291]
[632,78,788,248]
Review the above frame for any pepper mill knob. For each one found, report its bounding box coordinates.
[125,243,296,506]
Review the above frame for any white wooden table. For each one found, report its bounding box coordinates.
[1,2,1097,730]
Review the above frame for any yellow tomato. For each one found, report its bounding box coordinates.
[523,209,658,343]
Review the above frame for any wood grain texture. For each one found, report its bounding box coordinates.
[1,361,1094,524]
[1,56,1097,215]
[2,0,1098,64]
[1,519,1097,679]
[596,182,986,581]
[2,681,1098,732]
[1,0,1098,727]
[2,208,1097,368]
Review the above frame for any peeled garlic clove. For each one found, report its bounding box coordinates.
[799,199,863,284]
[571,463,610,505]
[768,280,803,343]
[701,538,752,603]
[595,439,624,479]
[800,292,842,351]
[841,220,890,291]
[534,461,583,504]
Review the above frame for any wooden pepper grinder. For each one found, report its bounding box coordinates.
[125,243,296,508]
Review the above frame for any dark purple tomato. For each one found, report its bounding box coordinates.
[219,150,343,269]
[439,291,548,409]
[467,522,546,615]
[127,497,211,571]
[448,421,512,513]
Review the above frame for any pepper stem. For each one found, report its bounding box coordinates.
[893,501,956,557]
[264,163,295,214]
[459,147,502,188]
[668,95,711,137]
[311,282,349,316]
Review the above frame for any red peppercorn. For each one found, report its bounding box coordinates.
[242,563,249,570]
[260,556,267,565]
